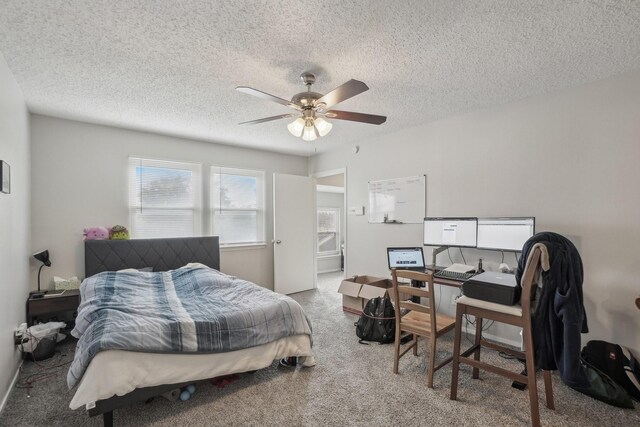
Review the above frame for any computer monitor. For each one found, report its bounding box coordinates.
[476,217,535,252]
[387,247,425,270]
[423,217,478,248]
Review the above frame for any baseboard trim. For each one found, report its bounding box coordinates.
[317,268,342,274]
[0,359,22,415]
[317,254,341,259]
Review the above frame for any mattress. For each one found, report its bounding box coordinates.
[70,334,314,410]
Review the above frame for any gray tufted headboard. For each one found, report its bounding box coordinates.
[84,236,220,277]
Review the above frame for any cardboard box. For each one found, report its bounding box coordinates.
[337,279,364,314]
[337,275,393,315]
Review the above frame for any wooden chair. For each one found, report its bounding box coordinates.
[449,246,554,427]
[391,269,456,388]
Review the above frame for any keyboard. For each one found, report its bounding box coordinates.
[433,270,476,281]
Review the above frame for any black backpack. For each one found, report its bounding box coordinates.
[355,296,395,344]
[581,340,640,402]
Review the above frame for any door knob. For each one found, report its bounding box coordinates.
[272,239,282,244]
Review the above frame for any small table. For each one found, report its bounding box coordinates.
[26,289,81,326]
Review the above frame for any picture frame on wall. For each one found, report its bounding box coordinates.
[0,160,10,194]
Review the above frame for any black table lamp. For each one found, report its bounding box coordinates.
[32,250,51,298]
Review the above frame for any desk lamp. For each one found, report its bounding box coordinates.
[32,250,51,299]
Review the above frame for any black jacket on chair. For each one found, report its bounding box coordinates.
[516,232,590,389]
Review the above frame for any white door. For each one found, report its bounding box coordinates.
[273,173,316,294]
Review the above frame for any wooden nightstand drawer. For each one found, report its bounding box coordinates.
[27,290,80,325]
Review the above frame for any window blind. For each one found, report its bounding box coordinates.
[211,166,265,246]
[128,157,202,239]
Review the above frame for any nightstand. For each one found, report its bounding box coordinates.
[26,289,80,326]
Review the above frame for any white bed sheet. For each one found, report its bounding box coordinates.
[70,334,315,410]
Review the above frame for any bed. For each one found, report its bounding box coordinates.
[70,237,315,426]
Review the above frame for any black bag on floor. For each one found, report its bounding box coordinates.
[581,340,640,402]
[355,296,395,344]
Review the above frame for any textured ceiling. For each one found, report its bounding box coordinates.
[1,1,639,156]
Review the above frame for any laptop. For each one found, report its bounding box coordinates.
[387,247,426,271]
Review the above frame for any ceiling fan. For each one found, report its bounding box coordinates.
[236,72,386,142]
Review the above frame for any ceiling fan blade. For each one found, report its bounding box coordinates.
[315,79,369,109]
[324,110,387,125]
[236,87,301,110]
[239,113,297,125]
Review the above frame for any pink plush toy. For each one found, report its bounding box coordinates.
[83,226,110,240]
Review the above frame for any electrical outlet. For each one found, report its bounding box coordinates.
[13,323,27,346]
[14,322,27,337]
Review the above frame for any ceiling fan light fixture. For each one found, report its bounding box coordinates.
[302,122,317,141]
[314,117,333,137]
[287,117,305,137]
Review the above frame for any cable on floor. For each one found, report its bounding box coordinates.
[16,331,74,397]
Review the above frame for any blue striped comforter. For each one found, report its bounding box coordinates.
[67,264,312,388]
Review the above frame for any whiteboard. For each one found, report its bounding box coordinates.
[368,175,426,223]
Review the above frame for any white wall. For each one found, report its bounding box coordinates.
[310,70,640,351]
[30,115,308,290]
[0,53,30,409]
[317,190,345,273]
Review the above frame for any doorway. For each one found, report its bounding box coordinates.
[314,169,346,291]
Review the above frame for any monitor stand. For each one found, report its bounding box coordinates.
[428,246,449,271]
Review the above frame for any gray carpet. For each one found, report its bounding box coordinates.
[1,271,638,426]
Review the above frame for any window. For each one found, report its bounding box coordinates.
[317,207,340,255]
[128,157,202,239]
[211,167,265,246]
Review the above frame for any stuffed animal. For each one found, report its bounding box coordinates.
[83,226,110,240]
[109,225,130,240]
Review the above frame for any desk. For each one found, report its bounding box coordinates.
[398,269,464,304]
[27,290,80,326]
[425,268,465,289]
[398,269,465,289]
